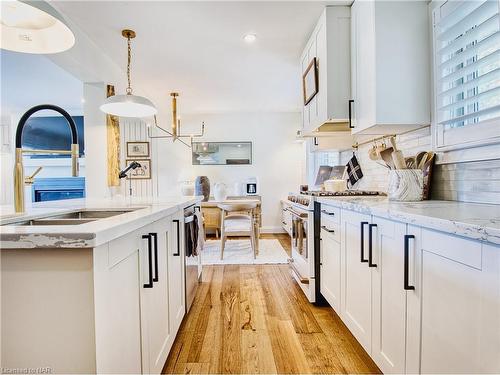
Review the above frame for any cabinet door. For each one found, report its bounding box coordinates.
[340,209,372,352]
[371,217,407,373]
[320,228,341,313]
[93,230,143,374]
[407,228,500,374]
[314,16,327,128]
[141,218,172,374]
[168,212,186,336]
[350,0,376,134]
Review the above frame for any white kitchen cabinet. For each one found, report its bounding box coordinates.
[94,213,186,375]
[350,0,430,135]
[340,209,372,352]
[168,211,186,337]
[406,227,500,374]
[300,6,351,132]
[140,217,174,374]
[323,203,500,374]
[370,217,408,374]
[93,228,144,374]
[320,226,341,313]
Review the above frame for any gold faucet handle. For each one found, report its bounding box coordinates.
[25,166,43,185]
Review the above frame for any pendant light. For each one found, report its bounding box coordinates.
[100,29,157,118]
[147,92,205,148]
[0,0,75,54]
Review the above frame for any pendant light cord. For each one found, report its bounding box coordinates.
[126,36,132,95]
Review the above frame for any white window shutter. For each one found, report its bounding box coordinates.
[433,0,500,130]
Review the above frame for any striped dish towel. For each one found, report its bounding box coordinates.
[346,154,363,188]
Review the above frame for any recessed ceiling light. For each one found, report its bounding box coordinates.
[243,33,257,43]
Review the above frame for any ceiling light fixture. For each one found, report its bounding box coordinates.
[243,33,257,43]
[100,29,157,118]
[147,92,205,148]
[0,0,75,54]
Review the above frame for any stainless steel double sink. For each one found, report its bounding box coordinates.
[5,209,142,226]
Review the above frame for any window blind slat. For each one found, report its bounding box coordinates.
[439,30,500,71]
[438,0,497,41]
[440,48,500,84]
[438,13,499,57]
[439,86,500,112]
[439,66,500,98]
[438,1,484,30]
[438,104,500,126]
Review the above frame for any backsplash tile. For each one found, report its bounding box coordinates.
[339,127,500,205]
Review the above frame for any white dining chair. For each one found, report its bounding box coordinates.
[217,202,258,260]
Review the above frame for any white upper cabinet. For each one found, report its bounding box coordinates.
[301,6,351,132]
[350,1,431,135]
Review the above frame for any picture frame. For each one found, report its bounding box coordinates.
[126,141,150,158]
[302,57,318,105]
[125,159,151,179]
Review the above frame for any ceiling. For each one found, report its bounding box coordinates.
[51,1,340,114]
[0,49,83,115]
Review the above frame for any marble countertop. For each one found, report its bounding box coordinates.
[0,196,201,249]
[317,197,500,245]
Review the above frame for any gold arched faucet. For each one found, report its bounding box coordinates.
[14,104,79,213]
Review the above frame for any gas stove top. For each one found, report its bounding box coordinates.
[301,190,382,197]
[287,190,383,210]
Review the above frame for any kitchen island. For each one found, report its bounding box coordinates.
[1,196,201,374]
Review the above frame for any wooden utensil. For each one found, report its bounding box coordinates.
[405,156,416,169]
[376,141,387,159]
[389,136,407,169]
[415,151,427,169]
[418,152,434,170]
[380,147,395,169]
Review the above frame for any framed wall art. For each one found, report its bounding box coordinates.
[126,141,150,158]
[302,57,318,105]
[125,159,151,179]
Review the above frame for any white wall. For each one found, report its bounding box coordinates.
[125,112,303,232]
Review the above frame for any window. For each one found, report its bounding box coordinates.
[432,0,500,149]
[309,151,340,187]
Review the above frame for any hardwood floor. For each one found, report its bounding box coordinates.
[163,234,380,374]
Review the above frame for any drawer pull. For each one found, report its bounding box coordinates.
[348,99,355,128]
[360,221,369,263]
[321,225,335,233]
[150,232,159,282]
[321,210,335,216]
[173,219,181,256]
[404,235,415,291]
[368,224,377,268]
[142,234,154,289]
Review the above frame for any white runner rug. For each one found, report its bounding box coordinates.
[201,239,289,265]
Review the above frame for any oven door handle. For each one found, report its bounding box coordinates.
[288,258,310,284]
[287,209,308,219]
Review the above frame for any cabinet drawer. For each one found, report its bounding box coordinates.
[320,204,341,224]
[421,229,482,269]
[108,229,142,268]
[321,223,340,243]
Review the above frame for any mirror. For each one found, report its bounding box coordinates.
[192,142,252,165]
